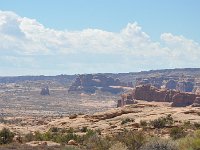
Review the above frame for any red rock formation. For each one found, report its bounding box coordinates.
[171,93,197,107]
[118,84,200,107]
[133,84,172,102]
[117,93,136,107]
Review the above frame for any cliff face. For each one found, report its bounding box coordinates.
[118,84,200,107]
[171,93,197,107]
[68,74,132,94]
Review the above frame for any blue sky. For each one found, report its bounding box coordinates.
[0,0,200,75]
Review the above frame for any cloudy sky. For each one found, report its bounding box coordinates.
[0,0,200,76]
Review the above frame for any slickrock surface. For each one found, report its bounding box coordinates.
[1,100,200,136]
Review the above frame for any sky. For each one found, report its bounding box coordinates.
[0,0,200,76]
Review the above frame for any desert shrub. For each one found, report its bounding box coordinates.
[95,129,101,135]
[183,121,191,129]
[114,130,146,150]
[80,126,88,132]
[194,122,200,129]
[170,127,186,140]
[140,120,148,127]
[165,114,174,125]
[49,127,59,132]
[150,115,173,129]
[67,127,75,133]
[178,130,200,150]
[24,132,34,142]
[178,136,200,150]
[85,129,96,138]
[0,128,15,144]
[140,138,178,150]
[109,141,128,150]
[121,118,134,125]
[150,118,166,128]
[86,134,111,150]
[34,131,44,141]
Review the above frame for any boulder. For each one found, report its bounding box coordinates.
[68,140,78,145]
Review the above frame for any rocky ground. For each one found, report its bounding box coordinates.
[1,100,200,137]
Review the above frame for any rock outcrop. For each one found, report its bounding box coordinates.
[117,93,136,107]
[135,76,195,92]
[40,86,50,95]
[165,80,177,90]
[176,81,194,92]
[133,85,176,102]
[192,97,200,107]
[68,74,129,94]
[118,84,200,107]
[171,93,197,107]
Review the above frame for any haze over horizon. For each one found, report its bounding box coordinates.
[0,0,200,76]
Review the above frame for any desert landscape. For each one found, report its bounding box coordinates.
[0,69,200,149]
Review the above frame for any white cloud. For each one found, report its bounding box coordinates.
[0,10,200,75]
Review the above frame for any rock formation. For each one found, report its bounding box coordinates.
[171,93,197,107]
[165,80,177,90]
[118,84,200,107]
[117,93,136,107]
[68,74,129,94]
[40,86,50,95]
[192,97,200,107]
[133,84,175,102]
[176,81,194,92]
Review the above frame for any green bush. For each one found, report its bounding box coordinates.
[150,118,166,128]
[150,115,173,129]
[121,118,134,125]
[165,114,174,126]
[49,127,59,132]
[183,121,191,129]
[170,127,186,140]
[140,120,148,127]
[24,132,34,142]
[109,142,128,150]
[34,131,44,141]
[114,130,146,150]
[140,138,178,150]
[178,130,200,150]
[0,128,15,144]
[80,126,88,132]
[194,122,200,129]
[86,134,111,150]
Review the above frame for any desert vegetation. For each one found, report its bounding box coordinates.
[2,115,200,150]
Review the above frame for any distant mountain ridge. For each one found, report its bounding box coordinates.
[1,68,200,84]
